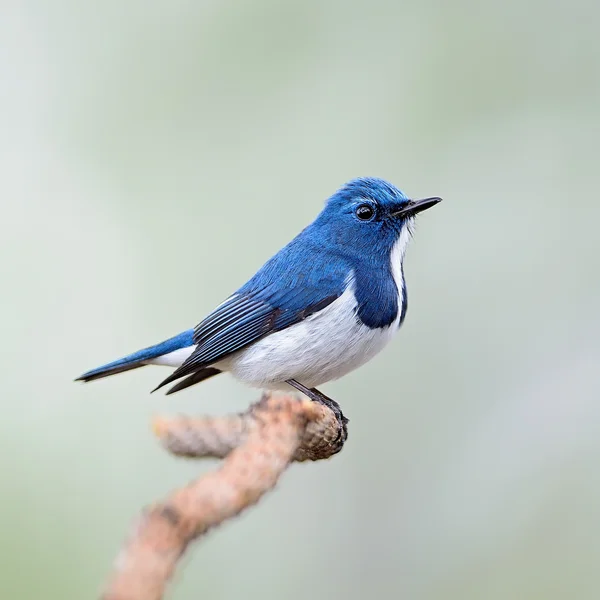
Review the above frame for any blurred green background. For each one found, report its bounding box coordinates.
[2,0,599,598]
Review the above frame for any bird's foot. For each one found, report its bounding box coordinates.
[286,379,348,444]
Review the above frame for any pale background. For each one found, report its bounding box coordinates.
[2,1,599,598]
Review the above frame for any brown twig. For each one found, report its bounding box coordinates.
[101,393,348,600]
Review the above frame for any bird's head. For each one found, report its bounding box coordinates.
[316,177,441,258]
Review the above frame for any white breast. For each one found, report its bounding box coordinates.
[390,219,412,305]
[217,278,402,390]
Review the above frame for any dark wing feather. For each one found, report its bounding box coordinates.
[165,367,222,395]
[153,291,339,392]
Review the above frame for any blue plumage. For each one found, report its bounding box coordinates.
[76,177,441,397]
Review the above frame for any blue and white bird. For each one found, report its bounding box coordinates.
[76,178,441,406]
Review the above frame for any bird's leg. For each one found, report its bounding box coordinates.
[286,379,349,443]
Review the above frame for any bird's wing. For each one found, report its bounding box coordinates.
[153,290,340,392]
[152,255,350,394]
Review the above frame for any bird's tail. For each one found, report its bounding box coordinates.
[75,329,195,382]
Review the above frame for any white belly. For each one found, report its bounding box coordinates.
[216,286,401,390]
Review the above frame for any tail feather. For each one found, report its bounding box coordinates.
[76,329,194,383]
[75,361,149,382]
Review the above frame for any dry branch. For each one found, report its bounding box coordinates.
[102,393,348,600]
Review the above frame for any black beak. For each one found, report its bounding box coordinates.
[392,197,442,218]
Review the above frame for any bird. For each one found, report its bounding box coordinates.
[76,177,441,409]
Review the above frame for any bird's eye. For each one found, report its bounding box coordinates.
[355,204,375,221]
